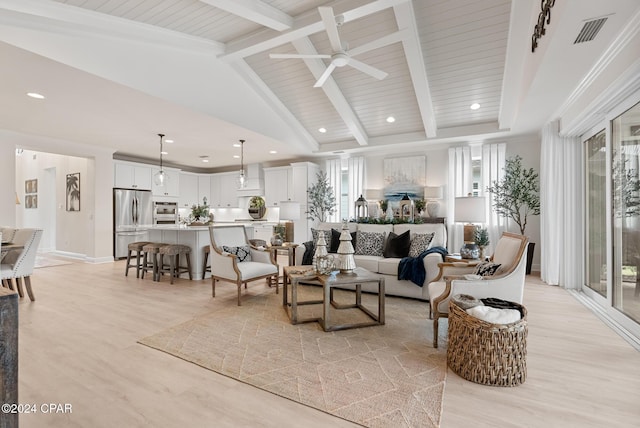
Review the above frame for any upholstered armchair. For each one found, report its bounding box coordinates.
[0,228,43,301]
[208,226,279,306]
[427,232,529,347]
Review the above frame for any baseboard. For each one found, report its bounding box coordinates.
[41,250,114,264]
[568,289,640,351]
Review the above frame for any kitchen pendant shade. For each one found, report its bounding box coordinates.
[237,139,246,189]
[154,133,167,187]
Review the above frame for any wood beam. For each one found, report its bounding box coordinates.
[292,37,369,146]
[219,0,410,62]
[393,2,437,138]
[199,0,292,31]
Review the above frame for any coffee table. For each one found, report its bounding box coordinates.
[283,266,385,332]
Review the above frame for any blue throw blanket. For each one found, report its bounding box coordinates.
[397,246,448,287]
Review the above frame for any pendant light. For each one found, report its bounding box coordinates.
[237,139,246,189]
[153,133,168,187]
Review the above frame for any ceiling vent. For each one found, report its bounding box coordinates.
[574,17,608,44]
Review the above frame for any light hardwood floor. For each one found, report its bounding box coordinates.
[13,260,640,428]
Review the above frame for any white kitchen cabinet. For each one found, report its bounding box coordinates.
[114,161,152,190]
[151,167,180,197]
[210,172,238,207]
[179,173,198,208]
[264,167,292,206]
[198,175,211,206]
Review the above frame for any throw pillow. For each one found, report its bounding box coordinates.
[330,228,357,253]
[311,228,332,249]
[222,245,252,262]
[301,241,315,265]
[474,261,502,277]
[354,231,385,256]
[383,230,411,258]
[408,232,435,258]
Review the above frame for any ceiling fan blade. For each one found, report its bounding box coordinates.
[318,7,343,53]
[348,59,388,80]
[269,53,331,59]
[313,63,337,88]
[348,30,405,57]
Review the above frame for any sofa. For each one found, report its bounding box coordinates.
[295,222,448,301]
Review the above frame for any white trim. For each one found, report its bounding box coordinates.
[555,8,640,123]
[199,0,293,32]
[569,290,640,351]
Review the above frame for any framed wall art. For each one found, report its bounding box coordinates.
[383,155,426,201]
[66,172,80,211]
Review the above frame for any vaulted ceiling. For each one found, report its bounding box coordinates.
[0,0,638,169]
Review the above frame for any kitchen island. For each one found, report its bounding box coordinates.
[148,222,275,280]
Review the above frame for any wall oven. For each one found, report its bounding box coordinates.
[153,201,178,225]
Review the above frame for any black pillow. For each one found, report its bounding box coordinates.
[330,228,357,253]
[383,230,411,258]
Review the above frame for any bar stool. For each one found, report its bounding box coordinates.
[158,244,193,284]
[125,241,150,278]
[141,243,169,282]
[201,245,211,280]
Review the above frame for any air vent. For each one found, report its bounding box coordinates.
[574,17,608,44]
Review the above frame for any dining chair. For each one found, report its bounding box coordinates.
[0,229,43,301]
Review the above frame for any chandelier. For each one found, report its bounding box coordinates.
[153,133,167,186]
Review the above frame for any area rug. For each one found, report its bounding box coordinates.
[139,286,446,427]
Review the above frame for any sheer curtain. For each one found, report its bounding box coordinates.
[347,157,365,219]
[482,143,506,255]
[325,159,341,223]
[447,147,473,253]
[540,120,582,288]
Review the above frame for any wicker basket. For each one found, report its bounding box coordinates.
[447,300,528,387]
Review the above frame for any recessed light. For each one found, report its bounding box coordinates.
[233,155,240,159]
[470,103,481,110]
[233,143,241,148]
[165,139,174,143]
[269,150,277,154]
[161,151,168,155]
[386,116,395,123]
[202,159,209,163]
[27,92,45,99]
[318,127,327,133]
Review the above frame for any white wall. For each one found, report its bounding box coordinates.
[2,130,114,262]
[0,142,16,226]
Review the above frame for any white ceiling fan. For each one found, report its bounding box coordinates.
[269,6,400,88]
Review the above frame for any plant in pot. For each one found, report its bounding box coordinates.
[306,171,337,222]
[248,196,266,219]
[487,155,540,274]
[190,197,212,225]
[474,227,490,260]
[414,199,426,218]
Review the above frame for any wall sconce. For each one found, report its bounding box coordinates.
[354,194,368,220]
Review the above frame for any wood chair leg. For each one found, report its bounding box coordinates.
[14,277,24,298]
[6,278,14,291]
[433,318,439,348]
[125,250,132,276]
[141,252,148,279]
[136,250,142,278]
[211,277,216,297]
[201,252,208,280]
[186,253,192,280]
[24,276,35,301]
[237,281,242,306]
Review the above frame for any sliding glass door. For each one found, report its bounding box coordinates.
[585,130,607,297]
[611,100,640,323]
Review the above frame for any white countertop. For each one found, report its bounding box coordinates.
[150,222,276,231]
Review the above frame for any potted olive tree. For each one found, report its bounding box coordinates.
[307,171,337,222]
[487,155,540,274]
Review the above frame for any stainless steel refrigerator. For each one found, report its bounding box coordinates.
[113,188,153,259]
